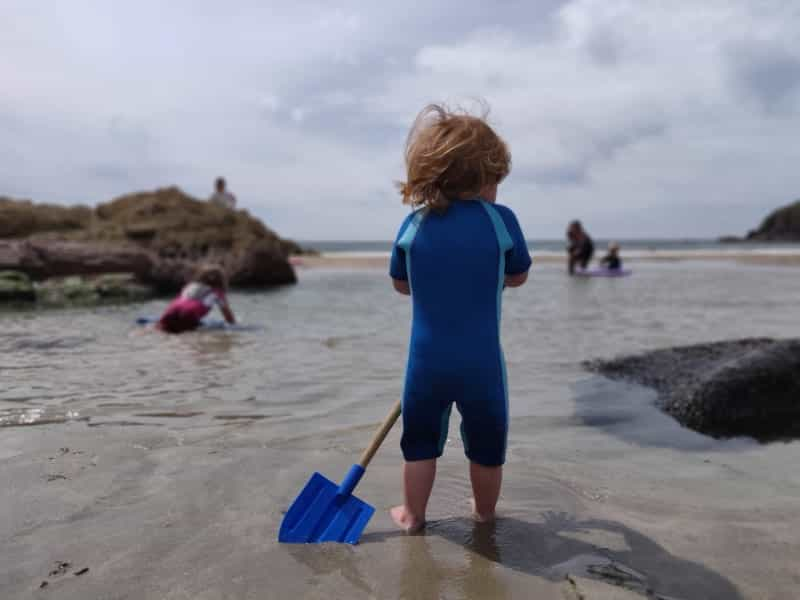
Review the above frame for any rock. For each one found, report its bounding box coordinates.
[280,238,319,256]
[585,338,800,441]
[35,276,95,306]
[144,259,196,294]
[0,240,155,280]
[0,270,36,302]
[0,187,299,291]
[0,197,91,238]
[228,239,297,287]
[94,273,156,302]
[35,274,156,307]
[745,199,800,241]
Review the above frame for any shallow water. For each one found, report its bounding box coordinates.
[2,260,800,598]
[3,260,799,432]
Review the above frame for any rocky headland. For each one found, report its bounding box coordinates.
[720,198,800,242]
[0,187,307,306]
[585,338,800,442]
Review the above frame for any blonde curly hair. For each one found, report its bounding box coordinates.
[397,104,511,212]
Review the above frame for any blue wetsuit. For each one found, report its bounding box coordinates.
[390,199,531,467]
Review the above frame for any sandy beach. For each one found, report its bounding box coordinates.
[2,260,800,599]
[295,250,800,271]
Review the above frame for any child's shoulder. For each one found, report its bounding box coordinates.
[395,208,427,235]
[491,202,525,226]
[490,202,518,218]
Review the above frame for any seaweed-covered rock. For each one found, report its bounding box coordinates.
[94,273,156,302]
[585,338,800,441]
[35,274,156,307]
[0,270,36,302]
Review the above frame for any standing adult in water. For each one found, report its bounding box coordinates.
[209,177,236,209]
[566,220,594,274]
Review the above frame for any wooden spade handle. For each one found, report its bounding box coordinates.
[358,399,402,469]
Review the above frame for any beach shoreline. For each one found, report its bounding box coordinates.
[295,250,800,270]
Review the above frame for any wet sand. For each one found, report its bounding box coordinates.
[3,396,800,599]
[296,251,800,270]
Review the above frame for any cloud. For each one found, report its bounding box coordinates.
[727,42,800,115]
[1,0,800,239]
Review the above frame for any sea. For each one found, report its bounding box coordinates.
[304,238,800,257]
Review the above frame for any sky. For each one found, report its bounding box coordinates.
[1,1,800,240]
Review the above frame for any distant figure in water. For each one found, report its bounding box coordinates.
[389,104,531,533]
[600,242,622,271]
[209,177,236,209]
[567,220,594,274]
[157,264,236,333]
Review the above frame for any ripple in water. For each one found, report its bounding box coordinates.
[0,407,87,428]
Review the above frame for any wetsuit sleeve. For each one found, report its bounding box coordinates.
[498,206,532,275]
[389,213,414,280]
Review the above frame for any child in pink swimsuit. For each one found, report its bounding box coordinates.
[157,264,236,333]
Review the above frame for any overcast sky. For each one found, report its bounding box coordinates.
[2,1,800,240]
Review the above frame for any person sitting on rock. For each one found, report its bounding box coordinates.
[600,242,622,271]
[157,264,236,333]
[209,177,236,209]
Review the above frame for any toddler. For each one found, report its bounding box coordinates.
[389,105,531,532]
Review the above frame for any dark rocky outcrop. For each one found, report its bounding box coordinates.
[746,200,800,241]
[0,240,155,281]
[585,338,800,442]
[0,187,304,304]
[0,270,36,302]
[0,267,157,308]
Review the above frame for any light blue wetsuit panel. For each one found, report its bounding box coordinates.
[390,200,531,466]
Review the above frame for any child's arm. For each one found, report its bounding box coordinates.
[220,302,236,324]
[392,279,411,295]
[504,272,528,288]
[214,290,236,324]
[389,213,416,296]
[498,205,532,288]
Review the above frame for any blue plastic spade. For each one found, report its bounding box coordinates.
[279,400,401,544]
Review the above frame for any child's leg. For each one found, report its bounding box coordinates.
[390,458,436,533]
[469,462,502,522]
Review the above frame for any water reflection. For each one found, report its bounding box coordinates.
[0,406,86,427]
[572,376,758,451]
[397,531,509,600]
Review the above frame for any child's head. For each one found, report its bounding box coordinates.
[398,104,511,212]
[608,242,620,255]
[196,263,227,290]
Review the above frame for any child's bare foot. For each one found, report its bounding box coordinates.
[390,505,426,533]
[470,498,496,523]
